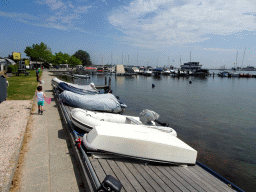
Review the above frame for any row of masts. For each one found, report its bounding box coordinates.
[102,49,247,69]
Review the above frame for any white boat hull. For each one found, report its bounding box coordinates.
[71,108,177,136]
[73,74,90,79]
[83,124,196,164]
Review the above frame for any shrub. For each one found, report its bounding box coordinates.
[7,64,18,73]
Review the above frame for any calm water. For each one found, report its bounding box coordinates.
[73,70,256,192]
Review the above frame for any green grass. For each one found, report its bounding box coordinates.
[7,70,42,100]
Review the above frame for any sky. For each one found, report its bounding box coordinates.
[1,0,256,69]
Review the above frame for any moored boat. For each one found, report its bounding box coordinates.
[59,90,127,113]
[71,108,177,136]
[82,124,197,164]
[58,82,99,95]
[73,74,90,79]
[52,77,98,92]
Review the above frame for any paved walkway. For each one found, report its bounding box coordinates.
[12,71,83,192]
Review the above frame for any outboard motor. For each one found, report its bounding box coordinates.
[139,109,159,125]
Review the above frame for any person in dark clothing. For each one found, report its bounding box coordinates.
[36,69,39,81]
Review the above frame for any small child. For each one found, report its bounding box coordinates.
[36,86,46,115]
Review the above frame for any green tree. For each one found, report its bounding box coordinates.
[24,42,53,63]
[69,55,82,66]
[73,50,92,66]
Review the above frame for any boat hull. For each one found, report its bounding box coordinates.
[71,108,177,135]
[83,124,196,164]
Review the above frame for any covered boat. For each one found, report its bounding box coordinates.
[52,77,98,93]
[70,108,177,136]
[82,124,197,164]
[58,82,99,95]
[59,91,127,113]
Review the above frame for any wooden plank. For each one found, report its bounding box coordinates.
[148,165,181,191]
[132,163,165,192]
[107,159,135,192]
[98,159,117,180]
[185,166,225,192]
[89,157,106,183]
[177,166,215,192]
[156,166,191,192]
[123,162,156,192]
[140,164,172,192]
[190,165,234,192]
[115,161,145,192]
[170,166,207,192]
[164,166,198,192]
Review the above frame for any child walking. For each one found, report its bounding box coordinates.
[37,86,46,115]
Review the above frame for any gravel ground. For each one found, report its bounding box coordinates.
[0,100,32,192]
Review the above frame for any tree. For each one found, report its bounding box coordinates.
[24,42,53,63]
[69,55,82,66]
[53,52,66,65]
[73,50,92,66]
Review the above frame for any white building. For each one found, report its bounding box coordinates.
[0,59,16,71]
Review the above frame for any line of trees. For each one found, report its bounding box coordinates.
[24,42,92,67]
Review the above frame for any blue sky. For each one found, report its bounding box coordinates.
[1,0,256,69]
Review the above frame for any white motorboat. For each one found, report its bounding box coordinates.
[70,108,177,136]
[59,91,127,113]
[82,124,197,164]
[143,69,152,76]
[162,69,171,75]
[73,74,90,79]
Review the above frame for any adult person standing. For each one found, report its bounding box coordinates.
[36,68,39,82]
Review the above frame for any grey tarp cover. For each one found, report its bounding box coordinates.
[139,109,159,124]
[59,90,125,113]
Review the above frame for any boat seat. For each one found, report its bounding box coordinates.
[125,117,143,125]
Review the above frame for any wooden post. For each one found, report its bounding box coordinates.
[108,77,111,90]
[105,76,107,86]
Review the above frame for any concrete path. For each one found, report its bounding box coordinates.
[12,70,83,192]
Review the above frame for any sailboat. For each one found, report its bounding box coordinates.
[153,55,162,76]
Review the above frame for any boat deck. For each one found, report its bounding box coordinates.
[61,104,235,192]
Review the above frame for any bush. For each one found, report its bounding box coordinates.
[7,64,18,73]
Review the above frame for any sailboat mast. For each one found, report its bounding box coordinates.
[111,51,112,65]
[236,50,238,69]
[190,51,191,62]
[241,47,246,69]
[137,53,138,66]
[122,51,123,65]
[157,55,159,67]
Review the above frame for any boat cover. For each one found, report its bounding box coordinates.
[59,90,127,113]
[58,82,98,95]
[52,77,98,92]
[83,124,197,164]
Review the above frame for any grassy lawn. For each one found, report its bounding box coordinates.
[7,70,42,100]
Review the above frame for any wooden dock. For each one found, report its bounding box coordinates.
[59,103,236,192]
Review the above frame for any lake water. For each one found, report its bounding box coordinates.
[72,70,256,192]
